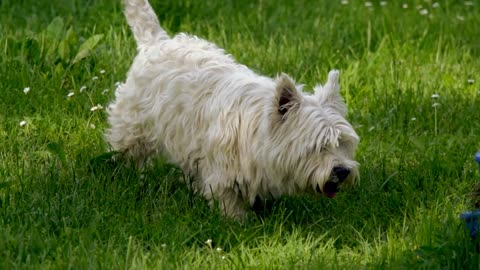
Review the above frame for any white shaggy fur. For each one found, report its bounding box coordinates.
[107,0,360,219]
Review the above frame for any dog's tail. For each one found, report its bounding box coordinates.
[124,0,169,46]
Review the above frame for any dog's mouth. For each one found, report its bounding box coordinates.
[316,181,340,198]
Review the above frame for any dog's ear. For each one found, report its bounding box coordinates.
[276,73,301,117]
[315,70,347,116]
[315,70,340,100]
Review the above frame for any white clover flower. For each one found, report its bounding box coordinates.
[402,3,408,8]
[341,0,349,5]
[67,92,75,98]
[161,243,167,248]
[90,124,96,129]
[92,76,99,81]
[365,2,373,7]
[221,256,226,260]
[23,87,30,94]
[419,9,428,15]
[468,79,475,84]
[205,239,213,249]
[411,117,417,121]
[216,247,223,252]
[90,104,104,112]
[431,93,439,99]
[380,1,387,6]
[432,2,439,8]
[100,69,106,74]
[432,102,440,108]
[19,120,27,127]
[80,85,87,92]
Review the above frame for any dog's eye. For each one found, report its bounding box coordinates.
[278,107,288,115]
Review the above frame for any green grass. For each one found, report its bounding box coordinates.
[1,0,480,268]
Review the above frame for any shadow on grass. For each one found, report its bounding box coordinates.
[3,150,476,268]
[86,153,403,245]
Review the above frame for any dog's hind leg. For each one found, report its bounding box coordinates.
[106,119,155,169]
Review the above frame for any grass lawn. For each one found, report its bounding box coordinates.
[1,0,480,268]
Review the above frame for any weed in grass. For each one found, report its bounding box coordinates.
[431,93,440,136]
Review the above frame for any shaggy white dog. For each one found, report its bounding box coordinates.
[107,0,360,219]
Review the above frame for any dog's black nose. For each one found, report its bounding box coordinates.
[333,166,350,182]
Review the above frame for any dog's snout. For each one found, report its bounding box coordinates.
[333,166,350,181]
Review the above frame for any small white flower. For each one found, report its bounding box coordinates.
[402,3,408,8]
[161,243,167,248]
[457,15,465,21]
[221,256,226,260]
[100,69,106,74]
[365,2,373,7]
[411,117,417,121]
[90,124,96,129]
[216,247,223,252]
[341,0,349,5]
[205,239,212,245]
[464,1,474,6]
[468,79,475,84]
[432,2,439,8]
[419,9,428,15]
[90,104,104,112]
[431,93,439,99]
[432,102,440,108]
[92,76,99,81]
[19,120,27,127]
[67,92,75,98]
[23,87,30,94]
[380,1,387,6]
[80,85,87,92]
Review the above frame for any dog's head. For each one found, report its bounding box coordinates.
[266,70,359,198]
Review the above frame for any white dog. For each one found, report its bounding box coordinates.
[107,0,360,219]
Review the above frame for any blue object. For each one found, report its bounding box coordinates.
[461,210,480,239]
[460,152,480,239]
[476,152,480,168]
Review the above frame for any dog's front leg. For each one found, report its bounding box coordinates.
[204,186,247,221]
